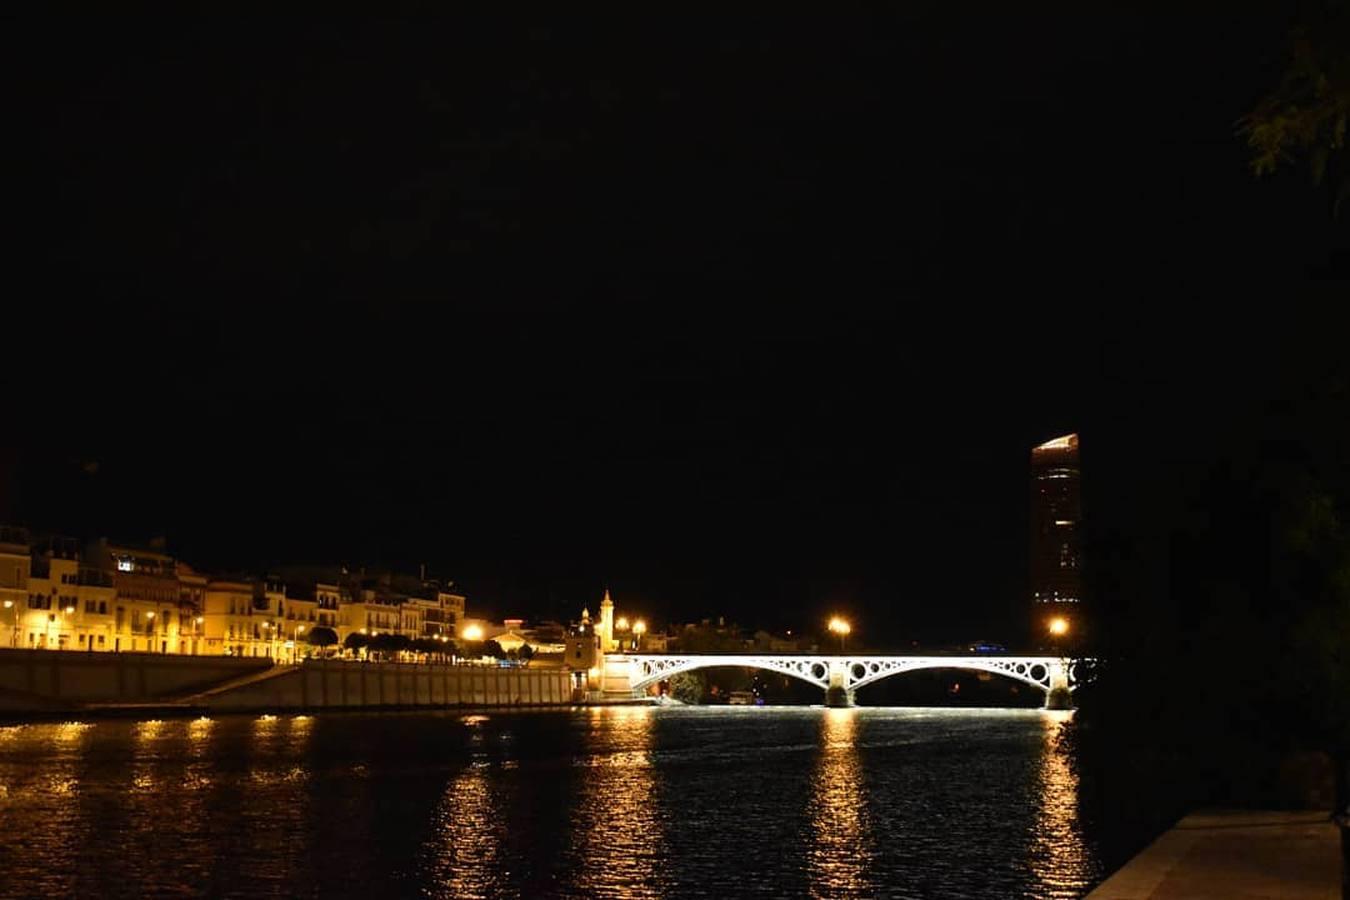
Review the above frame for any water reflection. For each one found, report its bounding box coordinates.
[569,706,665,898]
[809,708,874,899]
[1029,710,1098,898]
[0,708,1112,899]
[422,715,507,898]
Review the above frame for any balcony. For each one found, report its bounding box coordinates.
[78,570,115,588]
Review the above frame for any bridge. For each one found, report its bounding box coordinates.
[598,653,1081,708]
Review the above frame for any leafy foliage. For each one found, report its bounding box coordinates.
[1240,2,1350,213]
[668,670,706,704]
[307,626,339,647]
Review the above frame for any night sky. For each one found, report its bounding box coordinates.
[7,9,1346,643]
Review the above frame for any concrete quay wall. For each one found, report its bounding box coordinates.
[201,659,575,712]
[0,650,577,714]
[0,648,271,710]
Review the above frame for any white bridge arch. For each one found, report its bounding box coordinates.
[621,653,1079,698]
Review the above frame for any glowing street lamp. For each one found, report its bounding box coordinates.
[1047,616,1069,637]
[294,625,306,663]
[3,599,15,648]
[616,616,630,632]
[462,623,484,642]
[632,619,646,651]
[828,616,851,653]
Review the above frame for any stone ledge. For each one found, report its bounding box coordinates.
[1088,809,1340,899]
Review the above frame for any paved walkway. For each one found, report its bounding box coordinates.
[1088,810,1341,899]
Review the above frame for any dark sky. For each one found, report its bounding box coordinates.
[6,9,1347,643]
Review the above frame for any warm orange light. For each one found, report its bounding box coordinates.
[616,616,630,631]
[827,617,851,636]
[1048,617,1069,637]
[195,616,204,624]
[633,619,647,635]
[64,606,75,615]
[2,600,11,609]
[462,624,484,641]
[1035,433,1078,451]
[146,611,156,620]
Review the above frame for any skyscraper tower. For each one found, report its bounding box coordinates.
[1030,434,1081,643]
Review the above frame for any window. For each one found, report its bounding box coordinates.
[99,602,107,614]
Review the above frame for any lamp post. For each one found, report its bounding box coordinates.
[294,625,305,664]
[1047,616,1069,655]
[195,616,204,655]
[4,599,15,648]
[828,617,851,653]
[633,619,646,652]
[146,611,156,652]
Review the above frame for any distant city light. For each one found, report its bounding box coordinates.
[1048,617,1069,636]
[462,624,484,641]
[616,616,629,631]
[633,619,646,635]
[827,617,851,636]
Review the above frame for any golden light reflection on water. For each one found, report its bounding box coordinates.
[132,719,166,790]
[422,716,505,899]
[1030,710,1096,898]
[56,721,93,745]
[809,708,874,899]
[570,706,665,899]
[188,716,214,747]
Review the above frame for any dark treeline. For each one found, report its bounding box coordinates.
[1072,348,1350,871]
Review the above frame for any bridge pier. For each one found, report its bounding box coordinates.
[824,660,854,707]
[824,686,855,707]
[1043,660,1073,710]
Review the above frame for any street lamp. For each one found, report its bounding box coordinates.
[462,623,483,642]
[1047,616,1069,637]
[828,616,851,653]
[294,625,305,663]
[633,619,646,651]
[3,599,14,647]
[616,616,629,632]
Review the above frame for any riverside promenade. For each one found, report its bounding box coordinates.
[1088,810,1341,899]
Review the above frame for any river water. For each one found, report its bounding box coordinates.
[0,707,1107,898]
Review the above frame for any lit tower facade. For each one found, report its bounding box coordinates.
[599,589,616,652]
[1030,434,1081,643]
